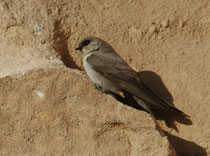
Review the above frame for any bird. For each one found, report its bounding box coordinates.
[75,36,190,132]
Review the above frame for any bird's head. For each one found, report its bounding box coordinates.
[75,36,109,55]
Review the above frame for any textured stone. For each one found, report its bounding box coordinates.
[0,69,173,155]
[0,0,209,155]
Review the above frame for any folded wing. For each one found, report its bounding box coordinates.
[87,51,189,118]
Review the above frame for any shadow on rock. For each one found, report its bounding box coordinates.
[53,20,81,70]
[165,131,207,156]
[139,70,174,104]
[138,71,192,130]
[111,70,192,132]
[110,71,206,155]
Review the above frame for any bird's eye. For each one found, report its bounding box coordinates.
[82,40,90,46]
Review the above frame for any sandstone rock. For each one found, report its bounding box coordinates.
[0,69,174,155]
[0,0,209,155]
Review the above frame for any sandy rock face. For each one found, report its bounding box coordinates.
[0,69,173,155]
[0,0,209,155]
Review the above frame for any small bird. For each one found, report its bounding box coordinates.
[75,36,189,128]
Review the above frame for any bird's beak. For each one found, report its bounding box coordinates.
[75,47,82,50]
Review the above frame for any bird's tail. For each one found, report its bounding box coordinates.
[140,82,190,118]
[121,80,190,119]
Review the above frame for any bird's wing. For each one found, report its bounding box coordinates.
[87,52,138,82]
[87,52,188,118]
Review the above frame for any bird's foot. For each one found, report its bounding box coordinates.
[94,84,110,94]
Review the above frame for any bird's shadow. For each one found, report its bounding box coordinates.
[110,70,206,155]
[137,71,192,129]
[112,70,192,131]
[165,131,207,156]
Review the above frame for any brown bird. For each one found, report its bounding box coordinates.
[76,36,190,132]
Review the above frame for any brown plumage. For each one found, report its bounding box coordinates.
[76,36,190,121]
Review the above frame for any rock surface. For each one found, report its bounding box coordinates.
[0,68,174,155]
[0,0,209,155]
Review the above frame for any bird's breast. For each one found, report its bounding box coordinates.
[83,54,119,92]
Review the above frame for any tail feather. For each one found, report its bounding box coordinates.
[120,80,190,119]
[140,81,190,118]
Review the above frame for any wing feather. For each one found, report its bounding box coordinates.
[87,52,188,117]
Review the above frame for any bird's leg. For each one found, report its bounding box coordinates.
[94,84,126,103]
[109,92,126,103]
[94,84,101,91]
[93,84,111,94]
